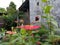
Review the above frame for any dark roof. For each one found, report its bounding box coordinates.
[19,0,29,12]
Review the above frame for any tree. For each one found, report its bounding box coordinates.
[7,1,16,15]
[3,2,17,30]
[0,8,6,13]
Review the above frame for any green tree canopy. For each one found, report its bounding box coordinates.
[7,1,16,15]
[0,8,6,13]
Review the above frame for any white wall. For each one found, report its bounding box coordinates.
[29,0,42,25]
[29,0,60,27]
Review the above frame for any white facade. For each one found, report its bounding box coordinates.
[29,0,42,25]
[29,0,60,27]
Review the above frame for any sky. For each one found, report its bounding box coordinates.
[0,0,25,9]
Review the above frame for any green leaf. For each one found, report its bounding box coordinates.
[51,20,58,27]
[43,6,52,14]
[41,16,47,18]
[42,0,48,2]
[41,42,51,45]
[0,42,9,45]
[0,8,6,13]
[20,28,26,35]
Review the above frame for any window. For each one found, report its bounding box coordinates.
[35,16,39,21]
[37,2,39,6]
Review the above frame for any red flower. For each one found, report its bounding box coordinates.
[16,25,40,30]
[6,31,16,35]
[36,41,41,45]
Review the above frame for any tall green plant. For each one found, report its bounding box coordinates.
[41,0,58,34]
[40,0,60,45]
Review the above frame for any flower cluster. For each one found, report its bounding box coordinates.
[16,25,40,30]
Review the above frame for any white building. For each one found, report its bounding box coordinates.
[30,0,42,25]
[19,0,60,27]
[29,0,60,27]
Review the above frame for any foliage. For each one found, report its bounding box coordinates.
[0,0,60,45]
[0,8,6,13]
[42,0,48,3]
[0,27,40,45]
[2,14,17,30]
[41,0,58,34]
[3,1,25,30]
[43,5,52,14]
[38,24,49,36]
[2,1,17,30]
[48,35,60,42]
[40,0,60,45]
[6,1,16,15]
[18,11,25,19]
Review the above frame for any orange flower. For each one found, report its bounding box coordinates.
[16,25,40,30]
[6,31,16,35]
